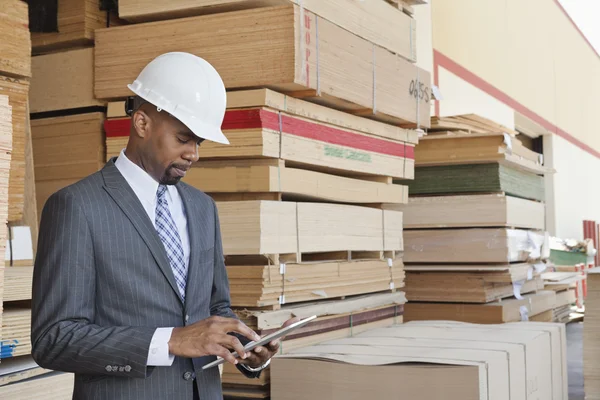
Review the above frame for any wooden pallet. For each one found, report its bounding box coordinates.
[0,0,31,79]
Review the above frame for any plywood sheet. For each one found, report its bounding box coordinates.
[406,163,545,202]
[106,102,416,178]
[117,0,416,62]
[30,47,104,113]
[0,0,31,78]
[403,228,548,264]
[95,5,431,127]
[227,258,404,307]
[31,0,121,54]
[404,290,557,324]
[0,76,28,222]
[389,193,545,229]
[216,201,403,256]
[184,160,408,204]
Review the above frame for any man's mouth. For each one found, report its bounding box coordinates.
[172,165,190,177]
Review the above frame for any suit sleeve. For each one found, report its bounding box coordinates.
[31,190,156,378]
[209,199,262,379]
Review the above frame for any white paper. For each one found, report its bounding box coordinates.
[513,280,525,300]
[503,133,513,155]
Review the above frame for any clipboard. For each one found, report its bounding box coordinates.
[201,315,317,370]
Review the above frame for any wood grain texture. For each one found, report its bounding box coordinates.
[184,160,408,204]
[389,194,545,229]
[31,0,122,54]
[94,5,430,127]
[30,47,104,113]
[0,77,27,222]
[406,163,545,202]
[106,103,416,178]
[0,0,31,78]
[403,228,547,264]
[117,0,416,62]
[216,200,403,256]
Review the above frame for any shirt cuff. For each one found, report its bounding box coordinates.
[147,327,175,366]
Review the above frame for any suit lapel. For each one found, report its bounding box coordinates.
[101,159,183,306]
[177,184,202,309]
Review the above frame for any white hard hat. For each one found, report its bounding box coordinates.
[127,52,230,145]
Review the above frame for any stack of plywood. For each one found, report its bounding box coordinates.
[585,267,600,399]
[0,0,31,223]
[393,114,556,324]
[30,46,107,218]
[30,0,123,55]
[96,1,430,398]
[272,320,568,400]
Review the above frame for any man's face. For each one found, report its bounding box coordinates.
[135,106,202,185]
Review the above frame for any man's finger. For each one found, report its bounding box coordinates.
[226,320,261,342]
[212,345,238,365]
[224,335,248,359]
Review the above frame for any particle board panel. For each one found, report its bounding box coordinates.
[30,47,104,113]
[227,259,403,307]
[216,201,403,256]
[405,271,543,303]
[0,76,28,222]
[117,0,417,62]
[0,0,31,78]
[404,290,557,324]
[389,194,545,229]
[184,160,409,204]
[406,163,545,202]
[94,5,431,128]
[2,266,33,302]
[403,228,548,264]
[31,0,122,54]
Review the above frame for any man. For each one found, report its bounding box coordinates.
[31,52,296,399]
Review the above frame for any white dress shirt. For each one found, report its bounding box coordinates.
[115,149,186,366]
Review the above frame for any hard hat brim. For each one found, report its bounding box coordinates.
[127,84,230,145]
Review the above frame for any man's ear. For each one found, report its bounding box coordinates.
[132,109,151,138]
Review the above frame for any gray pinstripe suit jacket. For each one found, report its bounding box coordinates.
[31,158,257,399]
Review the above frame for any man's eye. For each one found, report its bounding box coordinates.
[178,138,188,144]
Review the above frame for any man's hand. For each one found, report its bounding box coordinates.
[168,316,261,365]
[238,317,301,369]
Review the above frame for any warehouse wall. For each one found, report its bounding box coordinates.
[544,133,600,241]
[431,0,600,152]
[428,0,600,241]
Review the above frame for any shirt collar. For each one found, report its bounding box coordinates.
[114,148,160,205]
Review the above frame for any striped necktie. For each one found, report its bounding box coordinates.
[155,184,187,301]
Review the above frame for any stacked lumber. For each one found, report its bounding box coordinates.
[95,1,428,398]
[585,267,600,399]
[393,114,554,324]
[30,0,123,55]
[0,95,13,360]
[31,113,105,218]
[0,0,30,223]
[272,320,567,400]
[94,4,431,128]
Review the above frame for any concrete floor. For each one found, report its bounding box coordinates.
[568,321,584,400]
